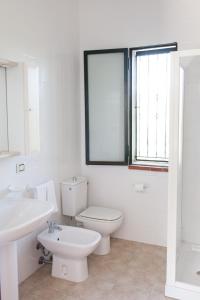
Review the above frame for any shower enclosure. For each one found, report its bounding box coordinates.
[166,49,200,299]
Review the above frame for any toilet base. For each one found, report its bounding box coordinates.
[52,255,88,282]
[94,236,110,255]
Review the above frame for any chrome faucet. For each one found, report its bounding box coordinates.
[47,221,62,233]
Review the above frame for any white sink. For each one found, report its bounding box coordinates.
[0,196,54,244]
[0,195,55,300]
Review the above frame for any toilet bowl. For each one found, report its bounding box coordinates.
[75,206,123,255]
[38,225,101,282]
[61,177,123,255]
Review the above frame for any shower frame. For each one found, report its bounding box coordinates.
[165,49,200,300]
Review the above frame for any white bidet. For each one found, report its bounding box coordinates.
[38,225,101,282]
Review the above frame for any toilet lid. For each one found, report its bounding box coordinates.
[79,206,122,221]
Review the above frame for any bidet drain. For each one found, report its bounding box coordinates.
[196,270,200,275]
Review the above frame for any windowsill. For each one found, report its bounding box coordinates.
[128,161,168,172]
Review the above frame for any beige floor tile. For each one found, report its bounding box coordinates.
[19,238,171,300]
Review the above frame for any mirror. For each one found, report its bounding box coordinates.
[0,59,40,158]
[0,67,8,152]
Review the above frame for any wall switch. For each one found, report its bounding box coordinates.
[16,163,25,173]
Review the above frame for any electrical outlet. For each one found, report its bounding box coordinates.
[16,163,25,173]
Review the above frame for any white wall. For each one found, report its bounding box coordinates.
[79,0,168,247]
[0,0,80,282]
[83,167,168,246]
[79,0,200,247]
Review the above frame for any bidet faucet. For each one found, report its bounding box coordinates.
[47,221,62,233]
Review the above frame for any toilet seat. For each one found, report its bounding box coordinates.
[78,206,122,222]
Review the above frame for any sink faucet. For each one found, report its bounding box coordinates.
[47,221,62,233]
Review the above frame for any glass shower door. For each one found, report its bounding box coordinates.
[176,53,200,287]
[166,50,200,300]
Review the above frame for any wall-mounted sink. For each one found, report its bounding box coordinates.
[0,195,55,300]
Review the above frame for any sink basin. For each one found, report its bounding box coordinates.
[0,195,55,300]
[0,196,54,245]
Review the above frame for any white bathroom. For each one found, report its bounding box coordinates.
[0,1,200,300]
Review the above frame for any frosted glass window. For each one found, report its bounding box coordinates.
[85,50,128,164]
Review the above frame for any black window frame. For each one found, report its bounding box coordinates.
[84,43,177,167]
[129,42,178,166]
[84,48,129,165]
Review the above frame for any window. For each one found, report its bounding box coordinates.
[84,49,128,165]
[84,43,177,168]
[130,43,177,166]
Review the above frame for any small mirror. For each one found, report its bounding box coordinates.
[0,66,8,152]
[0,59,40,158]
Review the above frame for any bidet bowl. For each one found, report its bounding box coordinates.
[38,225,101,259]
[38,225,101,282]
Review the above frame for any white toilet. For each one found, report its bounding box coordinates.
[62,177,123,255]
[38,225,101,282]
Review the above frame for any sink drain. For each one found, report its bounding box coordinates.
[196,271,200,275]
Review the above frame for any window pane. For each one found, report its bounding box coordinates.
[86,51,127,163]
[135,52,170,162]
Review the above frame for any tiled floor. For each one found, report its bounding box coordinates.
[20,238,173,300]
